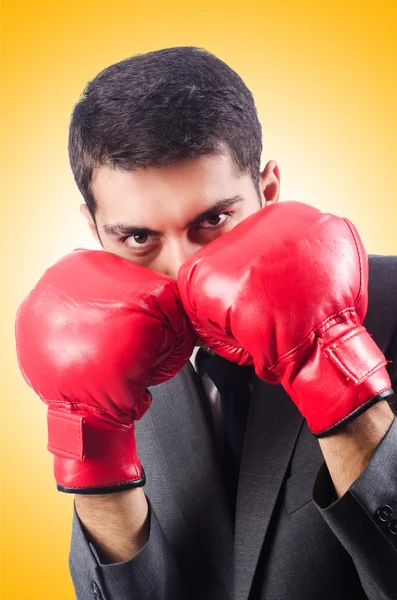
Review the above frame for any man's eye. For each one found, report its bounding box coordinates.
[198,213,229,229]
[123,232,152,248]
[132,232,149,244]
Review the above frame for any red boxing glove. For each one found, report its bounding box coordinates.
[178,201,393,436]
[16,249,195,493]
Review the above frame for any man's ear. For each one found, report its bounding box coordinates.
[80,204,101,245]
[259,160,280,206]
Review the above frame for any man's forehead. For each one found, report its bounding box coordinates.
[92,149,240,189]
[91,153,251,225]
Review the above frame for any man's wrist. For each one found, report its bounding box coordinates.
[318,400,395,498]
[75,487,150,564]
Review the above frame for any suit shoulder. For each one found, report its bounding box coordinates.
[368,254,397,290]
[365,255,397,355]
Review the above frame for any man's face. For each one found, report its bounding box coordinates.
[84,149,280,279]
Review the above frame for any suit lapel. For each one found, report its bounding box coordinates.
[234,378,304,600]
[147,362,235,599]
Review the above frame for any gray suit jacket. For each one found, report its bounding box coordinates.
[69,255,397,600]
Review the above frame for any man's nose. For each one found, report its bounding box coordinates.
[162,239,201,280]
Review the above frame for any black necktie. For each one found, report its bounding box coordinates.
[196,349,254,511]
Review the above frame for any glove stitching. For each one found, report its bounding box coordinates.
[45,400,132,424]
[67,477,142,490]
[342,218,365,307]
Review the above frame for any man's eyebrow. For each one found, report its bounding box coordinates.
[102,195,245,237]
[102,223,162,237]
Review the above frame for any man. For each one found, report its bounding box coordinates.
[15,47,397,600]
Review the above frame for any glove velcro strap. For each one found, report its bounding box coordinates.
[47,409,85,460]
[323,326,387,383]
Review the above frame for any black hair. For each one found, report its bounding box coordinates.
[68,46,262,218]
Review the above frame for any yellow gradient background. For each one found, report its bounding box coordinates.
[2,1,397,598]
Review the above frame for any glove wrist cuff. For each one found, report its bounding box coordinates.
[314,389,394,437]
[47,408,144,494]
[281,326,393,436]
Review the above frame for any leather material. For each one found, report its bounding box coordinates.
[178,201,393,435]
[15,249,195,492]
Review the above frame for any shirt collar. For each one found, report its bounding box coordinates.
[190,346,201,374]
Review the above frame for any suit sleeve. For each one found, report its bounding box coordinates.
[69,498,185,600]
[313,256,397,599]
[312,414,397,600]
